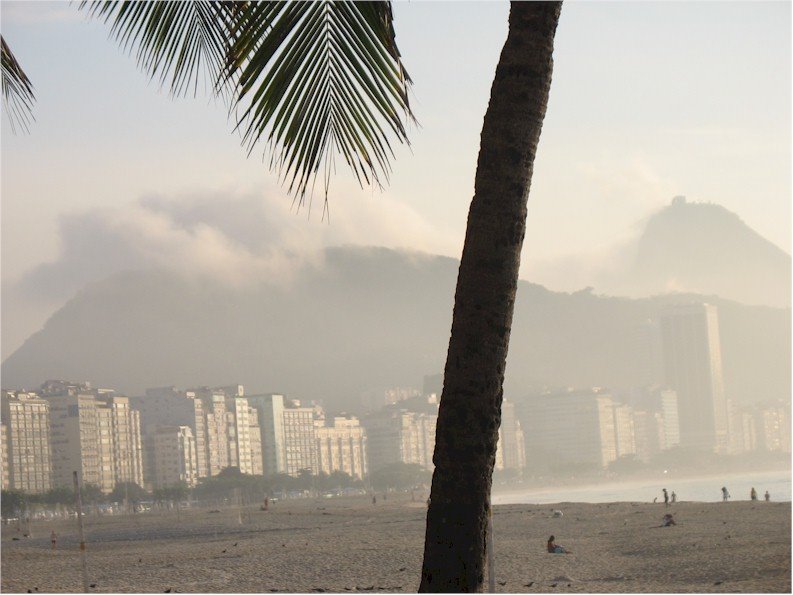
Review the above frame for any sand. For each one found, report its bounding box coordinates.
[1,495,789,593]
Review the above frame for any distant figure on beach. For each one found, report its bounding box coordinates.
[671,491,677,503]
[663,488,669,506]
[547,535,571,554]
[50,530,57,550]
[653,497,658,503]
[721,486,730,502]
[660,513,676,527]
[750,487,757,501]
[765,491,771,502]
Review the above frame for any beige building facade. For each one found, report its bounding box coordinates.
[147,426,199,488]
[1,423,9,490]
[1,392,53,493]
[315,416,367,480]
[283,405,319,476]
[42,384,144,494]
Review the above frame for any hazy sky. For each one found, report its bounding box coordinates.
[1,1,790,355]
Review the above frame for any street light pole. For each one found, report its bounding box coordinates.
[73,471,89,593]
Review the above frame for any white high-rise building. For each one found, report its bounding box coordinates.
[283,403,319,476]
[496,399,526,471]
[247,394,287,476]
[1,423,9,490]
[522,390,618,468]
[42,385,143,493]
[362,407,438,472]
[757,402,791,453]
[660,303,728,452]
[137,387,209,477]
[315,416,367,480]
[613,404,636,458]
[147,426,199,488]
[1,391,53,494]
[141,386,263,478]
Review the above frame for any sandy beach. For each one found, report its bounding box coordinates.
[1,495,789,593]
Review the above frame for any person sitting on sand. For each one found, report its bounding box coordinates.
[547,535,571,554]
[660,513,676,527]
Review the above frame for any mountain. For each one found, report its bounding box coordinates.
[2,246,789,411]
[614,197,791,307]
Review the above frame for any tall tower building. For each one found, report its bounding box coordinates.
[660,303,728,452]
[247,393,287,476]
[1,392,53,493]
[497,399,526,471]
[282,403,318,475]
[46,391,102,489]
[613,403,636,458]
[1,423,9,490]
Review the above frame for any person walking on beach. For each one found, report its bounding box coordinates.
[671,491,677,503]
[750,487,757,501]
[662,488,669,506]
[547,535,571,554]
[764,490,771,502]
[721,486,730,502]
[50,530,57,550]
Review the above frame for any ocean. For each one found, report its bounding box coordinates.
[492,469,792,505]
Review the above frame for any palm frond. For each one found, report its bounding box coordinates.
[1,36,35,134]
[79,1,237,98]
[226,0,414,204]
[83,1,414,204]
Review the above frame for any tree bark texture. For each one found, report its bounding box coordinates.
[419,2,562,592]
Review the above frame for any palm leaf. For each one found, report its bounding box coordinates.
[79,1,237,98]
[1,36,35,133]
[228,1,414,204]
[83,0,414,205]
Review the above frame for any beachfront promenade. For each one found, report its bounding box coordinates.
[2,494,790,593]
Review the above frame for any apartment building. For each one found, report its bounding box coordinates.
[283,403,319,475]
[496,399,525,471]
[613,403,636,459]
[139,386,263,479]
[362,406,438,472]
[1,423,8,489]
[521,390,619,468]
[247,393,286,476]
[1,391,52,493]
[315,416,367,480]
[41,383,143,493]
[137,387,209,477]
[146,426,199,488]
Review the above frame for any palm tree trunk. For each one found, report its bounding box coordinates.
[419,2,562,592]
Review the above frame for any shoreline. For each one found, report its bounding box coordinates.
[492,468,792,505]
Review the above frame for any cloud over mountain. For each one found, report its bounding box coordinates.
[2,191,457,355]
